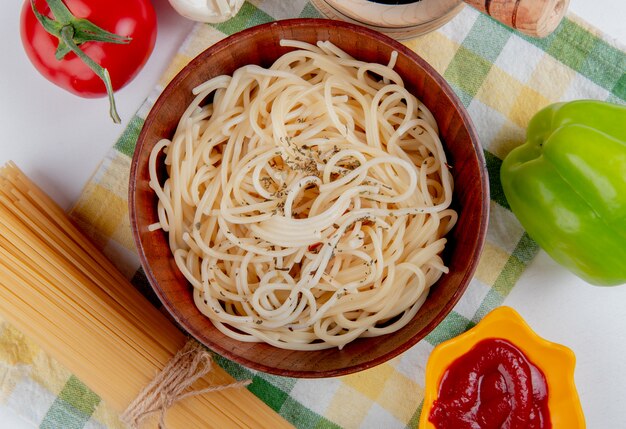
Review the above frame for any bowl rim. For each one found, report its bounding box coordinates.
[129,18,489,378]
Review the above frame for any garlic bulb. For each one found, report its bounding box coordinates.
[168,0,245,23]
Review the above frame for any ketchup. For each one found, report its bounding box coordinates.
[428,338,550,429]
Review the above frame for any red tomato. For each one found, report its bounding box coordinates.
[20,0,157,98]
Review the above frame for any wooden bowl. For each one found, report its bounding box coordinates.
[129,19,489,378]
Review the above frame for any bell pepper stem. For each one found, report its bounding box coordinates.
[59,26,121,123]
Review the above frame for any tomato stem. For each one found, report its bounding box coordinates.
[59,25,121,123]
[43,0,73,24]
[30,0,132,123]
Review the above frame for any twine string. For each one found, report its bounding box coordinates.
[121,339,251,429]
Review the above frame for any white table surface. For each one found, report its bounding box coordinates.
[0,1,625,428]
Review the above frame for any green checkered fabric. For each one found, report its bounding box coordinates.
[0,2,624,428]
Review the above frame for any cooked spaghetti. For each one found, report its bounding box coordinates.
[149,40,457,350]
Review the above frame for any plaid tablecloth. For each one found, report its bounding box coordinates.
[1,1,625,428]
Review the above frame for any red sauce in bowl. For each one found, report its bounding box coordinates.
[428,338,550,429]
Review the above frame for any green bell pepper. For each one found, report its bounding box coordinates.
[500,100,626,286]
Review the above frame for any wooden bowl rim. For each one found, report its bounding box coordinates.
[129,18,489,378]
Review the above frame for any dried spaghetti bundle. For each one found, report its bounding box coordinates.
[0,162,290,428]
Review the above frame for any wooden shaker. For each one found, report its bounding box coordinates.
[463,0,570,37]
